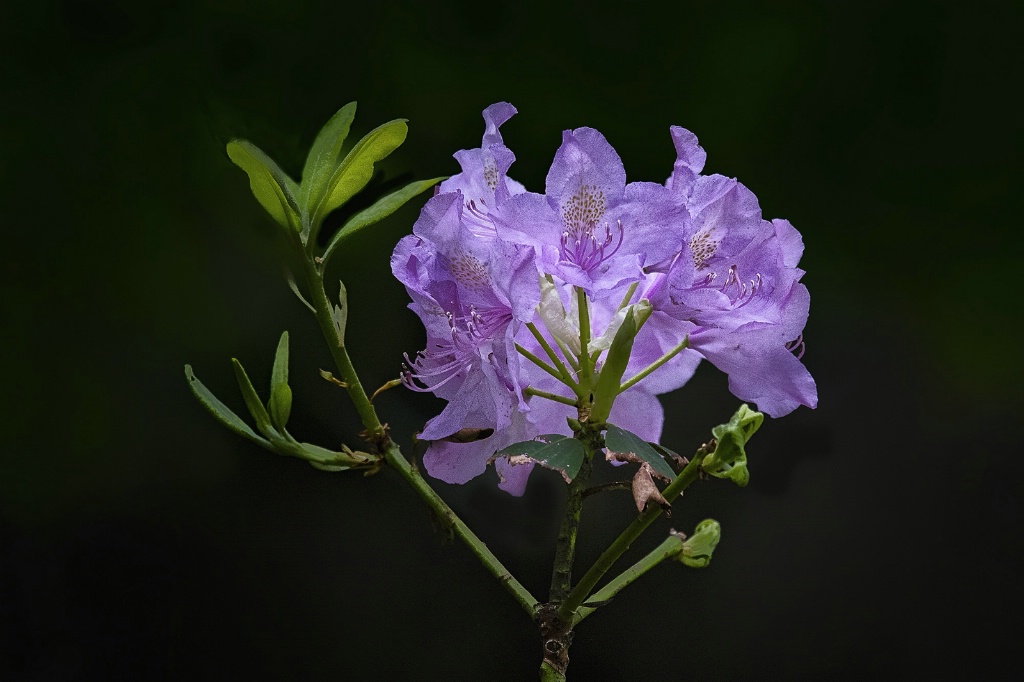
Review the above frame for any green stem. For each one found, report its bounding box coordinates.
[548,449,594,602]
[297,237,538,618]
[516,343,570,384]
[527,322,579,394]
[576,287,593,391]
[540,661,566,682]
[540,420,602,681]
[556,451,704,622]
[383,442,539,617]
[572,535,684,626]
[525,387,579,407]
[299,254,384,439]
[618,335,690,393]
[554,336,581,373]
[617,281,639,311]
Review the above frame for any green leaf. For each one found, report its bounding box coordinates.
[605,424,677,481]
[226,139,300,230]
[285,269,316,313]
[184,365,270,446]
[321,176,445,265]
[648,441,687,472]
[300,102,357,210]
[496,434,585,482]
[268,331,292,430]
[312,119,409,226]
[231,358,275,439]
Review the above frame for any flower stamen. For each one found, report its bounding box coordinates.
[464,199,498,239]
[559,219,624,272]
[403,305,513,391]
[785,334,806,360]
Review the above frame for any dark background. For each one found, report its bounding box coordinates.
[3,1,1021,679]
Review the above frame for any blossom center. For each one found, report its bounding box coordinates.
[689,229,718,270]
[559,184,622,271]
[402,304,513,392]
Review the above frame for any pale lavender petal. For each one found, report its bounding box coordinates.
[615,181,688,267]
[773,218,805,269]
[419,367,496,441]
[481,102,517,148]
[495,456,535,496]
[688,326,818,417]
[489,239,542,321]
[546,127,626,206]
[422,437,494,485]
[623,310,703,394]
[608,389,664,443]
[666,126,706,196]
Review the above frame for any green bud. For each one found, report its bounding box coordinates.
[591,301,651,422]
[701,404,763,487]
[712,403,763,443]
[268,331,292,430]
[679,519,721,568]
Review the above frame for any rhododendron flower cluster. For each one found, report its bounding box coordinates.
[392,103,816,495]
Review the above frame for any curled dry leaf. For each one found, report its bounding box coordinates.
[632,463,672,515]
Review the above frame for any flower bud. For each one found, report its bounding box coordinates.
[701,404,763,487]
[678,519,721,568]
[591,301,652,422]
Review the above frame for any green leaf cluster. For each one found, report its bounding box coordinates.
[225,102,444,266]
[185,332,378,471]
[701,404,764,487]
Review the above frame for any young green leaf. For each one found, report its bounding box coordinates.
[184,365,270,447]
[300,102,357,210]
[312,119,409,226]
[321,176,445,266]
[226,140,300,230]
[605,424,677,481]
[231,358,275,439]
[331,281,348,348]
[495,434,585,482]
[268,331,292,430]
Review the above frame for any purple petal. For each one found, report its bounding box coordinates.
[666,126,706,196]
[688,326,817,417]
[495,456,535,496]
[608,389,665,443]
[482,102,517,148]
[546,127,626,206]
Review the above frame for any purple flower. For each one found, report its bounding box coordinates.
[393,105,817,495]
[438,102,525,239]
[497,127,686,293]
[640,141,818,416]
[392,189,540,486]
